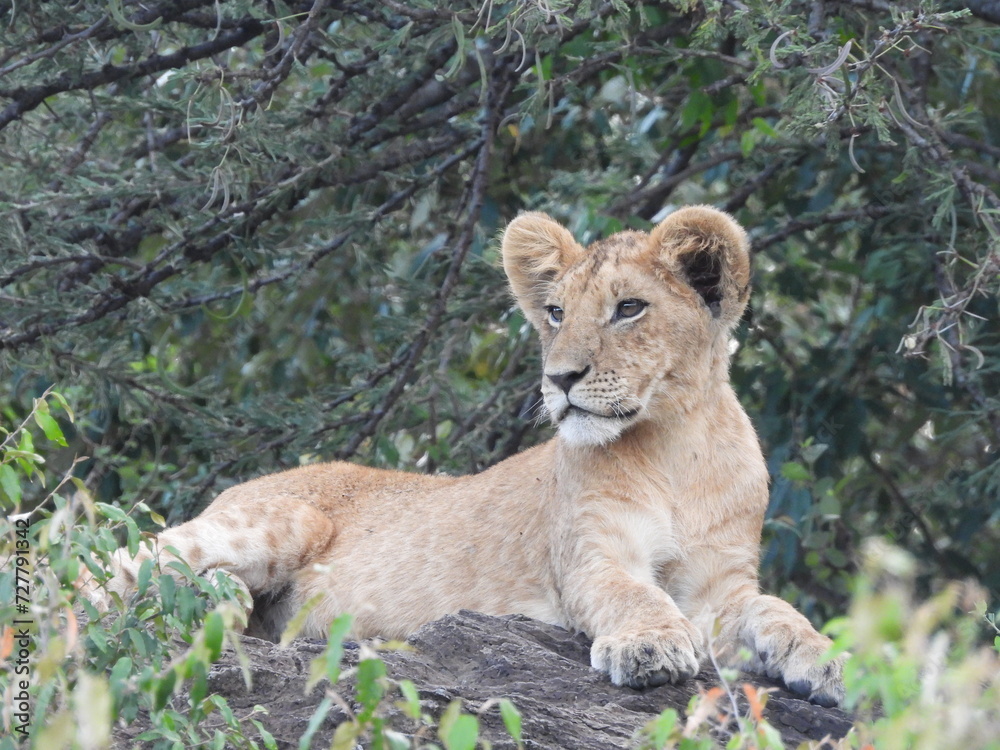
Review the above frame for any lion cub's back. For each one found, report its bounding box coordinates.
[189,461,456,579]
[201,460,458,523]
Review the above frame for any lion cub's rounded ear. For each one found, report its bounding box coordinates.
[501,212,583,329]
[650,206,751,326]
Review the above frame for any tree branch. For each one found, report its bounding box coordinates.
[334,72,509,460]
[753,205,900,253]
[0,18,266,130]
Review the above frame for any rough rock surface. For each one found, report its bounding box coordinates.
[118,611,854,748]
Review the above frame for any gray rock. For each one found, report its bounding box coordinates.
[193,611,853,749]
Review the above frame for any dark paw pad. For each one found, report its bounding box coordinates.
[627,667,672,689]
[786,679,812,697]
[809,689,839,708]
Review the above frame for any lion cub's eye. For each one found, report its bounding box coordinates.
[614,299,647,321]
[545,305,564,326]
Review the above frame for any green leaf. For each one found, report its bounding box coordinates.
[442,14,466,78]
[49,391,75,421]
[740,128,758,157]
[398,679,421,720]
[781,462,811,483]
[438,700,462,746]
[109,657,133,712]
[326,612,353,683]
[648,707,678,746]
[443,714,478,750]
[124,516,140,557]
[97,502,128,523]
[15,429,33,451]
[280,592,326,647]
[89,625,109,654]
[7,448,44,463]
[384,729,412,750]
[159,573,176,614]
[153,669,177,711]
[209,694,237,727]
[0,463,22,505]
[499,698,522,744]
[188,660,208,707]
[297,697,333,750]
[757,719,785,749]
[330,720,359,750]
[251,719,278,750]
[15,431,41,478]
[136,557,153,596]
[826,548,847,567]
[306,612,354,692]
[800,442,829,465]
[376,20,413,53]
[33,411,67,446]
[817,494,841,517]
[110,656,133,684]
[356,658,387,721]
[203,611,225,661]
[751,116,779,138]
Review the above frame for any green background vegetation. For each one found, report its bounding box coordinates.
[1,0,998,747]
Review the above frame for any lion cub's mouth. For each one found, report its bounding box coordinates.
[564,404,641,421]
[553,402,643,446]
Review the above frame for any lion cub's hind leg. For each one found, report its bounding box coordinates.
[85,494,338,640]
[80,521,258,628]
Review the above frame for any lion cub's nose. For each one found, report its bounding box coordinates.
[547,366,591,394]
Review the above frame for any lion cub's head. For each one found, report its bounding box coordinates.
[501,206,751,446]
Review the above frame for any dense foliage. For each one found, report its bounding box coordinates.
[1,0,999,745]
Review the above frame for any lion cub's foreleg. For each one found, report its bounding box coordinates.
[561,554,705,689]
[728,594,844,707]
[694,563,845,707]
[589,591,704,689]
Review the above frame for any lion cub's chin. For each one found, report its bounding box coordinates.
[556,410,632,446]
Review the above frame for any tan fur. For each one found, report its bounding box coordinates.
[88,206,844,705]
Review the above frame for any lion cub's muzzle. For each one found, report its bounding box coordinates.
[541,368,644,445]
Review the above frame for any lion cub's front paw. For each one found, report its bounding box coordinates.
[591,620,704,689]
[767,639,845,708]
[783,648,844,708]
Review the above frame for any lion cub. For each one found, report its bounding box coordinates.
[91,206,844,706]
